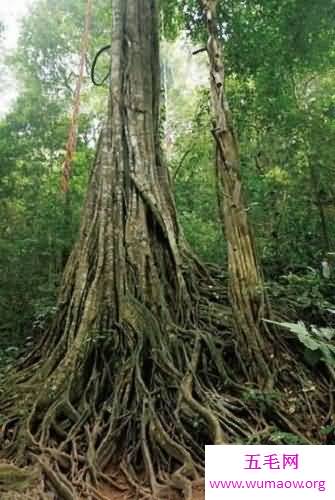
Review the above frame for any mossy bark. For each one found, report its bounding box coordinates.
[0,1,332,499]
[0,1,228,497]
[201,0,273,386]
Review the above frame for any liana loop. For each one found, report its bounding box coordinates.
[91,44,111,86]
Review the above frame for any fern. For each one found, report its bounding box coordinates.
[265,319,335,368]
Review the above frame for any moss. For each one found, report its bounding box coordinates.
[0,463,39,492]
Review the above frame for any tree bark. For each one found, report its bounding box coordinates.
[34,0,190,380]
[0,1,229,497]
[308,156,330,254]
[200,0,273,386]
[1,2,331,498]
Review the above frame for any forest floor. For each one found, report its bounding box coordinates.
[0,459,205,499]
[0,479,205,500]
[97,465,205,499]
[98,482,204,500]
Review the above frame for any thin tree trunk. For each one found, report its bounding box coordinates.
[200,0,272,385]
[1,2,331,498]
[60,0,92,193]
[308,157,330,253]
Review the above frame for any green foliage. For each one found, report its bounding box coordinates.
[266,318,335,369]
[0,0,97,347]
[172,89,224,263]
[1,0,335,357]
[268,431,308,445]
[242,387,281,410]
[160,0,184,40]
[240,427,309,445]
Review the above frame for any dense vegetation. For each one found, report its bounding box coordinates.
[1,0,335,345]
[0,0,334,498]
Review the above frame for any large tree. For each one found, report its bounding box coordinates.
[1,1,227,497]
[0,0,333,498]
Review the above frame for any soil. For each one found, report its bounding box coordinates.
[98,483,205,500]
[0,460,205,499]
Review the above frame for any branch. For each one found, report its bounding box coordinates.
[192,47,207,56]
[173,149,192,180]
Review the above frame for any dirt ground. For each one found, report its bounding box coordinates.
[1,483,205,500]
[96,463,204,500]
[0,460,205,499]
[98,482,205,500]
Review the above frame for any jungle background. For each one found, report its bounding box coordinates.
[0,3,335,496]
[1,0,335,365]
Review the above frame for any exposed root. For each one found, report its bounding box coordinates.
[0,268,333,499]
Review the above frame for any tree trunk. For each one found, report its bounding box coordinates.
[0,2,331,498]
[32,0,192,382]
[0,1,231,497]
[308,157,330,254]
[200,0,273,386]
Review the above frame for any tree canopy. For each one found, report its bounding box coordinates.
[0,0,335,498]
